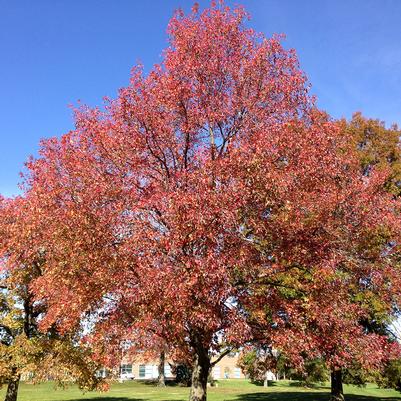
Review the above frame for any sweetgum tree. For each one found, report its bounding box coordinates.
[4,3,401,401]
[16,5,311,401]
[336,113,401,395]
[340,112,401,196]
[237,112,401,401]
[0,196,103,401]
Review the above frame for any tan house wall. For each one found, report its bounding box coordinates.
[119,353,245,380]
[212,353,245,379]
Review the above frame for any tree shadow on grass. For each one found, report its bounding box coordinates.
[75,397,184,401]
[285,381,328,389]
[235,392,400,401]
[250,380,275,387]
[250,381,329,391]
[251,380,330,390]
[74,398,135,401]
[138,379,179,387]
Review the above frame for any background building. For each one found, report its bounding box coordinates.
[115,352,246,381]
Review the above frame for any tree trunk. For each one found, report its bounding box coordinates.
[330,369,344,401]
[189,347,211,401]
[5,374,20,401]
[264,371,269,387]
[158,350,166,387]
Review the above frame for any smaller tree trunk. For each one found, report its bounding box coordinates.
[330,369,345,401]
[264,371,269,387]
[5,374,20,401]
[189,347,211,401]
[158,350,166,387]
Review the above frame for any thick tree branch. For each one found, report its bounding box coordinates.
[210,348,233,367]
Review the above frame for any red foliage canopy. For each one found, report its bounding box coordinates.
[1,3,400,400]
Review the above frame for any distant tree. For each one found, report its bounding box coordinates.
[173,364,192,387]
[377,358,401,391]
[239,346,330,387]
[342,362,372,388]
[290,359,329,387]
[238,346,278,386]
[340,112,401,195]
[0,197,103,401]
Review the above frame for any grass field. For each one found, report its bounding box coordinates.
[2,379,400,401]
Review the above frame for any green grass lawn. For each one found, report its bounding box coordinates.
[1,379,400,401]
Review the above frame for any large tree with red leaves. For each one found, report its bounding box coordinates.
[1,4,400,401]
[235,111,401,401]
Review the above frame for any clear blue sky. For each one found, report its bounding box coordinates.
[1,0,400,197]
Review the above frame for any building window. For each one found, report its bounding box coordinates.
[165,364,172,377]
[121,364,132,375]
[96,367,107,378]
[147,365,156,378]
[139,364,156,379]
[234,367,241,378]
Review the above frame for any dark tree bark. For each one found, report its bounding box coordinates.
[330,368,345,401]
[4,372,20,401]
[189,345,211,401]
[158,350,166,387]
